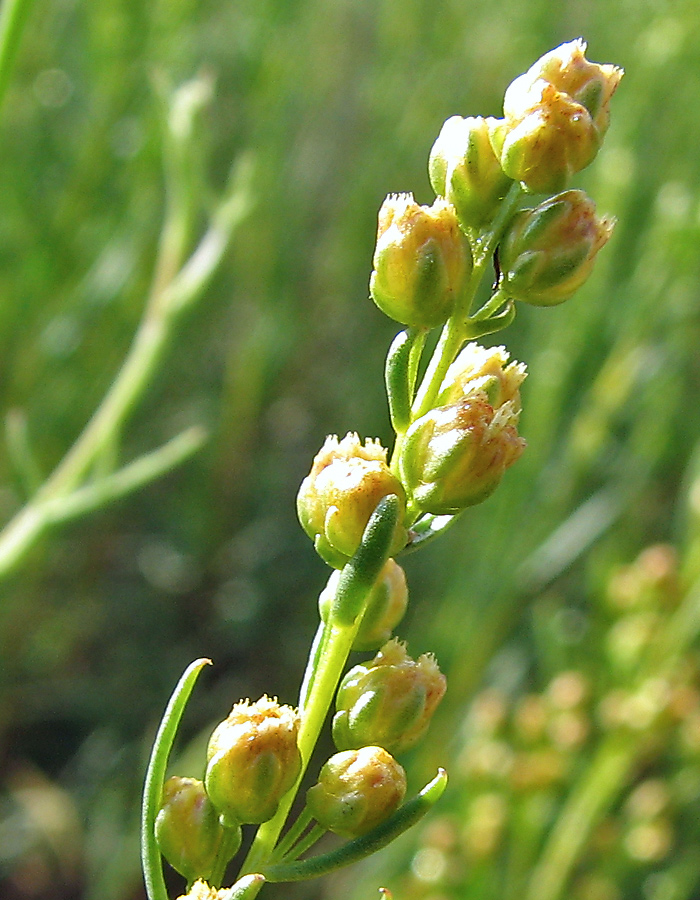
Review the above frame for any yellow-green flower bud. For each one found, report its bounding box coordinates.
[429,116,513,229]
[205,696,301,826]
[176,881,234,900]
[320,558,408,651]
[155,776,235,883]
[499,189,614,306]
[333,638,446,756]
[369,193,472,328]
[437,342,527,411]
[508,39,623,140]
[401,382,526,516]
[494,79,600,193]
[297,433,408,569]
[306,746,406,837]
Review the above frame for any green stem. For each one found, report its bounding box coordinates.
[281,823,325,862]
[141,658,212,900]
[0,157,251,582]
[407,183,523,426]
[40,427,207,526]
[210,825,245,889]
[240,617,361,875]
[299,619,330,713]
[526,576,700,900]
[240,497,400,876]
[409,315,465,422]
[0,0,34,115]
[270,808,314,862]
[471,286,509,321]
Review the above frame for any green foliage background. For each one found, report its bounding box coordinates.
[2,2,700,899]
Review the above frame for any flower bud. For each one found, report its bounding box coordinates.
[370,194,472,328]
[493,79,600,193]
[429,116,513,229]
[333,638,446,756]
[401,386,526,515]
[437,342,526,411]
[319,558,408,651]
[155,776,235,883]
[205,696,301,826]
[297,433,408,569]
[176,881,232,900]
[508,39,623,139]
[306,746,406,837]
[499,190,614,306]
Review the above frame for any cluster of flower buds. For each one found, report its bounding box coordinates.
[156,696,301,879]
[492,39,623,193]
[147,40,624,900]
[295,41,621,567]
[303,640,446,838]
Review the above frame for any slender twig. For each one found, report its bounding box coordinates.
[0,149,252,582]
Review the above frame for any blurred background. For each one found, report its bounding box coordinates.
[2,1,700,899]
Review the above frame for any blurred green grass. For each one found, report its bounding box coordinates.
[2,1,700,899]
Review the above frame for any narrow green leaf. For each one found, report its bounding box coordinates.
[331,495,400,626]
[385,329,424,432]
[141,658,212,900]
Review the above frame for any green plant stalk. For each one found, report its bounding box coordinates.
[240,612,366,875]
[0,158,251,581]
[281,823,325,863]
[37,427,207,526]
[524,732,638,900]
[209,825,245,890]
[269,808,314,863]
[241,496,399,875]
[0,0,34,114]
[141,658,212,900]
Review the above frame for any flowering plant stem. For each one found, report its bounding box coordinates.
[391,182,523,482]
[142,42,624,899]
[240,496,401,875]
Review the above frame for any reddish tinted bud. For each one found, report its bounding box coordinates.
[297,433,407,569]
[307,746,406,837]
[370,193,472,328]
[205,697,301,826]
[333,639,446,756]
